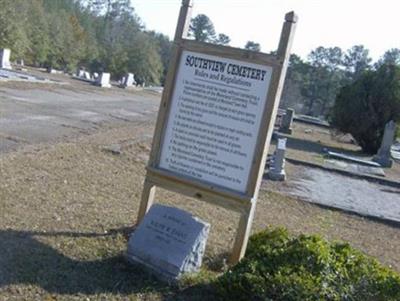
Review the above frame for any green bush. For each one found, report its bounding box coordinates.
[216,228,400,301]
[330,64,400,154]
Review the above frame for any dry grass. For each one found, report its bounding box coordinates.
[1,121,399,300]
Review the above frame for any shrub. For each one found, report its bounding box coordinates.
[330,64,400,154]
[216,228,400,301]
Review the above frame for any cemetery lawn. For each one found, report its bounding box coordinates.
[1,121,399,300]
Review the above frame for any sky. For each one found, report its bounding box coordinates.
[132,0,400,62]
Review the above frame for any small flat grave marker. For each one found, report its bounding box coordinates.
[127,204,210,282]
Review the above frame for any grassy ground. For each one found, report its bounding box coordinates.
[1,121,399,300]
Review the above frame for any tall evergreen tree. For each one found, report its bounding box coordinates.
[189,14,216,43]
[244,41,261,52]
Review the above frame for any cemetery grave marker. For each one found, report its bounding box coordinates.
[127,204,209,281]
[96,72,111,88]
[373,120,396,168]
[122,73,136,88]
[280,108,294,134]
[268,138,287,181]
[0,49,12,70]
[136,0,297,264]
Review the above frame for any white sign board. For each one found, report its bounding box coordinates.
[159,50,273,193]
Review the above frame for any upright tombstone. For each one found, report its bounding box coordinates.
[83,71,92,81]
[96,72,111,88]
[0,49,12,70]
[121,73,136,88]
[373,120,396,167]
[268,138,287,181]
[127,204,210,282]
[135,0,297,265]
[280,108,294,134]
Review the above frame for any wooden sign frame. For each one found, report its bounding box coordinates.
[136,0,297,264]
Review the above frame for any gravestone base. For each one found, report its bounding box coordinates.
[98,83,111,88]
[125,253,182,283]
[280,127,292,135]
[268,169,286,181]
[372,155,393,168]
[126,204,210,283]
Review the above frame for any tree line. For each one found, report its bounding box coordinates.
[186,14,400,153]
[0,2,398,150]
[0,0,172,84]
[282,46,400,118]
[0,4,262,85]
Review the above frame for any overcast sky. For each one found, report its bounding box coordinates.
[132,0,400,62]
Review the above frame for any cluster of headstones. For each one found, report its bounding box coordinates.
[1,48,142,89]
[75,68,140,89]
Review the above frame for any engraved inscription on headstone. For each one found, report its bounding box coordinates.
[158,50,273,193]
[127,204,210,281]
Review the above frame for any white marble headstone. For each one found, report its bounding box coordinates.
[96,72,111,88]
[122,73,136,88]
[0,49,12,70]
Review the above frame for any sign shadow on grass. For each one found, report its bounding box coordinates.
[0,229,172,296]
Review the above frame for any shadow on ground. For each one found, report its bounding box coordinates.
[0,228,218,299]
[278,136,363,157]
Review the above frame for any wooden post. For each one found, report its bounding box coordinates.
[137,178,157,224]
[174,0,193,41]
[137,0,193,225]
[229,201,257,264]
[135,4,297,266]
[229,12,297,264]
[247,11,298,204]
[277,12,298,62]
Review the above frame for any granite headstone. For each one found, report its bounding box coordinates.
[127,204,210,282]
[280,108,294,134]
[268,138,287,181]
[373,120,396,167]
